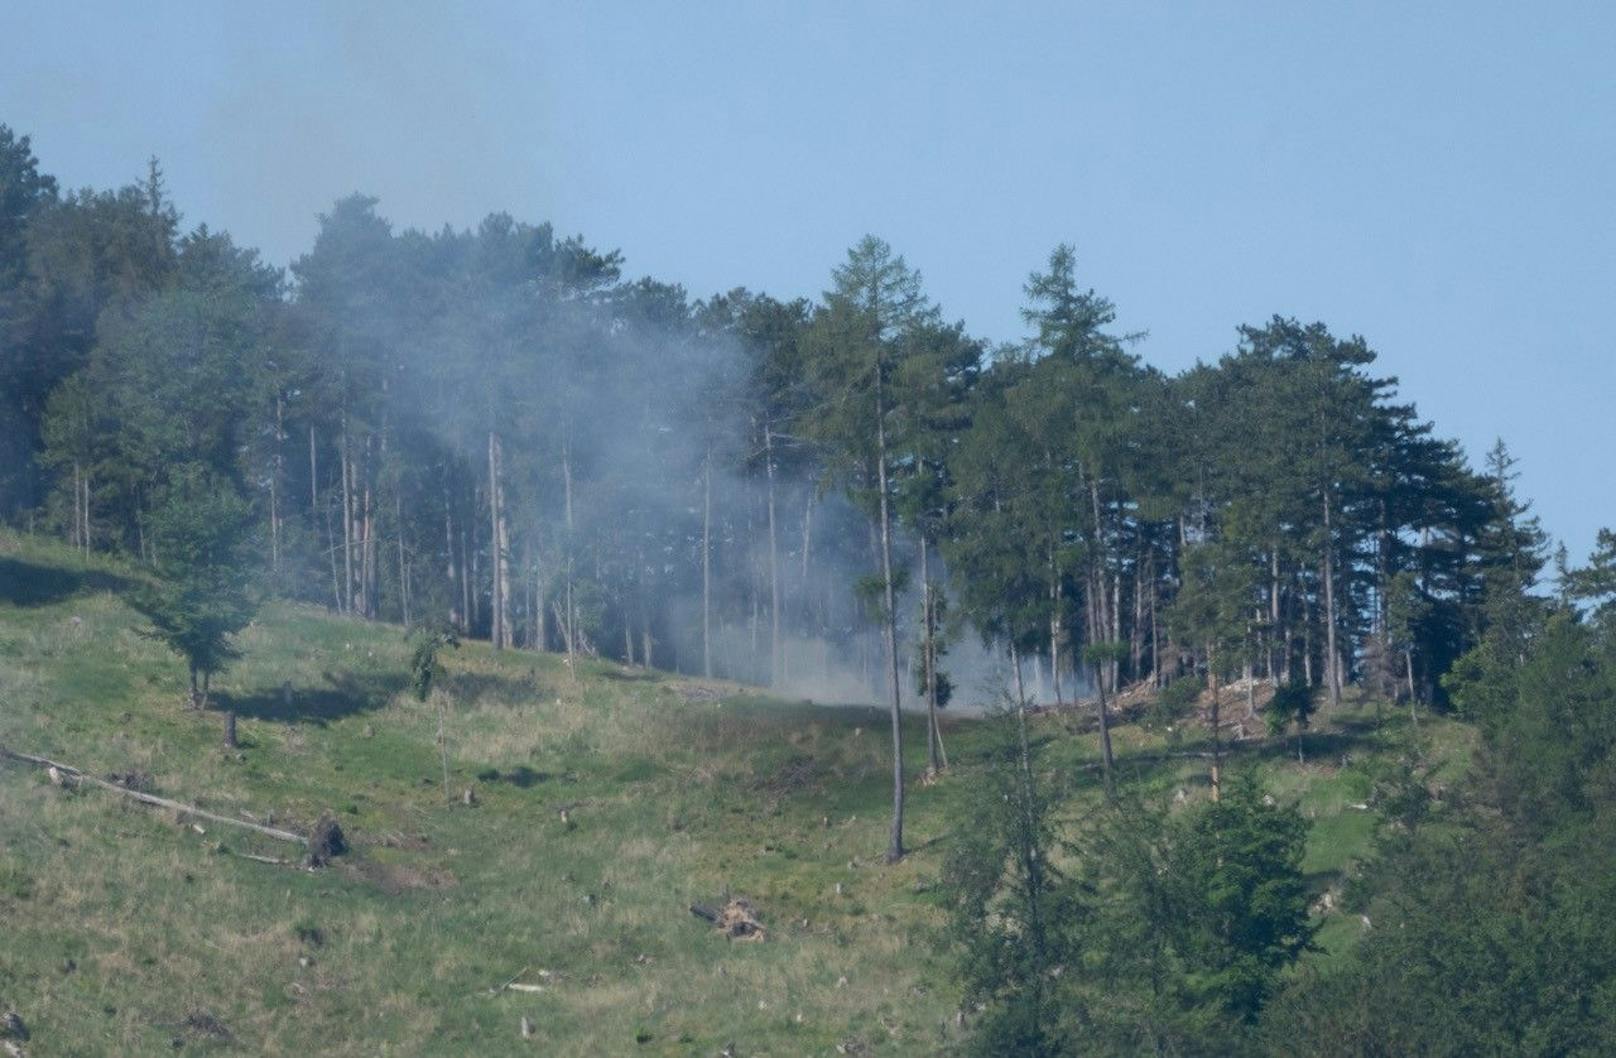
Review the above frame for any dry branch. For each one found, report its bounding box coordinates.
[0,745,308,846]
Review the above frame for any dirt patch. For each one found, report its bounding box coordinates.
[349,858,458,895]
[751,754,822,797]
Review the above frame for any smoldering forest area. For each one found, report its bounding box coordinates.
[0,156,1047,717]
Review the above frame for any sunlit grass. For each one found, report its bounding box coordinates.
[0,531,1472,1054]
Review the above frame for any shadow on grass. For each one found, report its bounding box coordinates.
[440,669,546,705]
[476,765,550,788]
[222,670,409,726]
[0,556,131,607]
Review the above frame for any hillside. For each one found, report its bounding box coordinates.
[0,534,1472,1056]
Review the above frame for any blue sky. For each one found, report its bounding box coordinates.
[3,1,1611,560]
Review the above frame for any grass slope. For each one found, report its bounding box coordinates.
[0,534,1472,1056]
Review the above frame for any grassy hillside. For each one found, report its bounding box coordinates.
[0,533,1472,1056]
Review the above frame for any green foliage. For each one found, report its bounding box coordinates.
[128,464,259,701]
[1144,675,1202,732]
[943,711,1084,1056]
[1268,612,1616,1056]
[408,625,460,701]
[1265,680,1315,758]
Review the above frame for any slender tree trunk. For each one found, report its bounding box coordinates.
[922,535,942,776]
[1149,550,1161,688]
[361,437,375,618]
[1048,543,1064,706]
[1406,649,1419,729]
[396,490,410,628]
[1322,489,1341,708]
[1270,550,1282,683]
[765,423,781,686]
[702,446,712,678]
[1208,648,1222,801]
[488,431,503,649]
[445,490,459,630]
[341,419,354,615]
[874,369,905,864]
[81,471,91,557]
[459,526,472,638]
[1096,650,1115,798]
[1131,556,1144,683]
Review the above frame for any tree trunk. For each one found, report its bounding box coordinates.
[270,396,284,575]
[488,431,504,649]
[396,490,410,628]
[1208,649,1222,801]
[874,367,905,864]
[340,419,354,615]
[702,446,713,678]
[1096,651,1115,798]
[1048,544,1064,706]
[1322,489,1341,708]
[922,535,942,776]
[1270,550,1282,683]
[765,423,781,685]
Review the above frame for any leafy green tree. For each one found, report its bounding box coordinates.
[130,464,259,743]
[803,235,940,862]
[944,711,1084,1057]
[1169,539,1257,797]
[1565,528,1616,629]
[1265,680,1315,762]
[1268,616,1616,1057]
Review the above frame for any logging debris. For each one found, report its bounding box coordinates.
[690,897,767,941]
[306,812,348,867]
[0,745,311,847]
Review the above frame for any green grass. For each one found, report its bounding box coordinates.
[0,533,1474,1055]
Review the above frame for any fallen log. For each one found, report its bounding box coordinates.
[0,745,308,846]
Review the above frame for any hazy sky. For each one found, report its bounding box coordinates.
[3,1,1611,560]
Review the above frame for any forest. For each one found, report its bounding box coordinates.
[5,120,1616,1054]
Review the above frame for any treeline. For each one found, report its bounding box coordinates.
[946,541,1616,1056]
[0,124,1557,850]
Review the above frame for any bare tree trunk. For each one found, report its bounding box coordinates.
[460,525,472,637]
[1131,555,1144,683]
[801,492,816,660]
[922,535,942,776]
[1270,550,1282,683]
[1048,543,1064,706]
[1322,489,1341,708]
[1149,550,1161,688]
[765,423,781,686]
[1406,649,1419,730]
[488,431,503,649]
[361,437,375,618]
[341,419,354,615]
[1096,648,1115,798]
[445,491,459,630]
[1111,568,1122,693]
[270,396,284,575]
[702,446,712,678]
[396,490,410,628]
[874,371,905,864]
[1208,649,1222,801]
